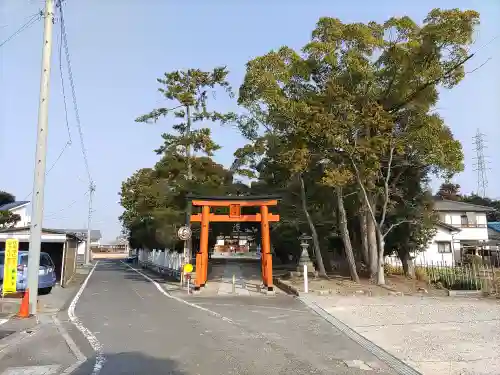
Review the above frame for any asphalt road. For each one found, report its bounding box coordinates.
[66,260,397,375]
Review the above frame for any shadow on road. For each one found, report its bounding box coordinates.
[71,352,187,375]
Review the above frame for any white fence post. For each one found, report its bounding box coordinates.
[303,264,308,293]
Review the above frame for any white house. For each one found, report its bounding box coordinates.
[0,201,31,227]
[413,199,495,266]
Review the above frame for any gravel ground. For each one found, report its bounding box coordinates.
[306,294,500,375]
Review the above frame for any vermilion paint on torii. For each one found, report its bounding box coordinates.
[188,195,280,291]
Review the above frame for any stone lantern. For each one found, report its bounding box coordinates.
[297,233,314,274]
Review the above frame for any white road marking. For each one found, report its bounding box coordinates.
[268,314,289,320]
[0,319,8,326]
[67,262,105,375]
[1,364,61,375]
[120,262,234,324]
[53,315,86,375]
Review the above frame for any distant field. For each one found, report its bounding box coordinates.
[92,252,128,259]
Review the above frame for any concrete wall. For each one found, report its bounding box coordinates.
[62,239,77,287]
[416,226,455,266]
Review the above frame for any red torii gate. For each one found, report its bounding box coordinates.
[188,195,280,291]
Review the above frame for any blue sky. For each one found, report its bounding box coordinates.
[1,0,499,242]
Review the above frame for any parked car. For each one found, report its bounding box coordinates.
[0,251,57,295]
[124,254,138,264]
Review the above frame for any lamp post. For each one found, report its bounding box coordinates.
[297,233,314,274]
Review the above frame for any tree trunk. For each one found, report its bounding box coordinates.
[358,196,369,267]
[400,251,415,278]
[376,228,385,285]
[336,186,360,283]
[366,211,378,278]
[299,175,327,277]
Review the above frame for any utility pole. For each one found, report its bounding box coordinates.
[27,0,55,316]
[85,182,96,265]
[183,104,193,267]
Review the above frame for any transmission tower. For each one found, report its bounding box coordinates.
[472,128,490,197]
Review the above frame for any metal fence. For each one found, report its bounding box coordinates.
[384,256,500,296]
[138,249,184,279]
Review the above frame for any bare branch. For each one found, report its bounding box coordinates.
[383,219,416,238]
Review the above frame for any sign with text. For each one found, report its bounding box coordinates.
[2,239,19,295]
[229,204,241,218]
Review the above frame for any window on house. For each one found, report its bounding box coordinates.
[460,215,468,227]
[437,242,452,253]
[466,212,477,227]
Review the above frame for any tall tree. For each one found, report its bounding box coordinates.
[136,67,237,176]
[135,67,238,256]
[119,155,238,250]
[235,8,477,284]
[436,182,462,201]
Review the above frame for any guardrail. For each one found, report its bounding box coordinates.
[137,249,194,280]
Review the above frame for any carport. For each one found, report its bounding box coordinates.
[0,226,82,287]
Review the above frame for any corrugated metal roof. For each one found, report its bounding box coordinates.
[0,201,30,211]
[433,199,496,212]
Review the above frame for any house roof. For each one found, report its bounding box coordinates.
[436,221,461,232]
[0,226,80,240]
[433,199,496,213]
[54,229,102,242]
[0,201,30,211]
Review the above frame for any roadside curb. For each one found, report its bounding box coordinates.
[299,295,423,375]
[447,289,485,297]
[273,277,300,296]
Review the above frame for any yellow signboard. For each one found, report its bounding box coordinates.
[183,263,193,274]
[2,239,19,295]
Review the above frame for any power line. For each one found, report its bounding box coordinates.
[57,1,93,184]
[58,11,73,144]
[0,10,43,48]
[44,190,89,218]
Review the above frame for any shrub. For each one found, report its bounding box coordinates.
[384,263,403,275]
[415,267,428,282]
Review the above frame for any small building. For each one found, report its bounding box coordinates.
[0,226,82,287]
[388,199,496,267]
[0,200,31,227]
[54,229,102,264]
